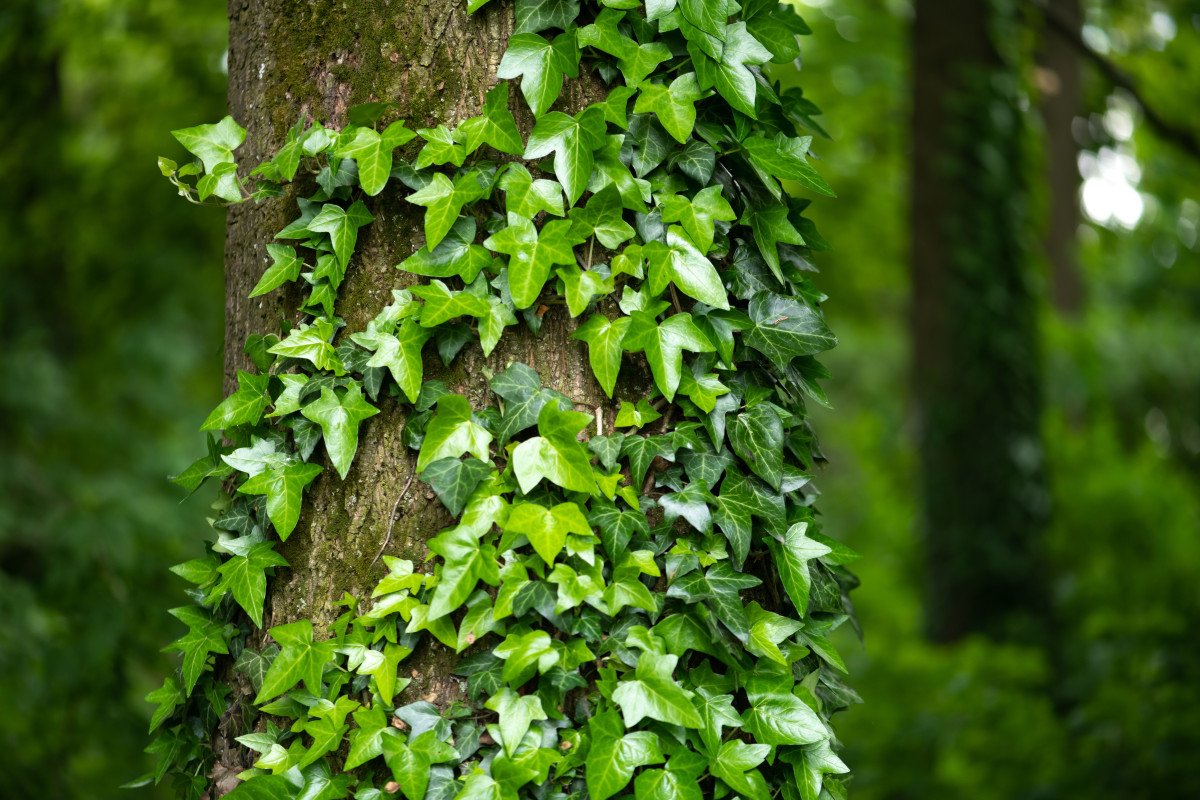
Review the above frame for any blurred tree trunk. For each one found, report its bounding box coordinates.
[210,0,605,786]
[910,0,1050,643]
[1037,0,1084,314]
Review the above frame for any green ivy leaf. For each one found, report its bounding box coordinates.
[623,312,715,401]
[398,216,491,283]
[743,133,835,197]
[172,115,246,172]
[406,170,490,251]
[728,402,784,490]
[490,362,569,444]
[634,753,706,800]
[742,204,805,280]
[166,606,228,695]
[145,676,184,733]
[767,521,831,616]
[633,73,705,144]
[714,468,785,567]
[357,319,431,404]
[497,31,580,117]
[613,651,704,728]
[569,185,635,249]
[427,525,501,621]
[586,711,664,800]
[515,0,581,35]
[743,691,826,745]
[250,244,305,298]
[645,226,730,309]
[201,370,270,431]
[524,106,608,206]
[345,703,390,770]
[222,775,295,800]
[710,740,772,800]
[744,292,837,370]
[484,213,583,309]
[382,730,457,800]
[660,185,736,255]
[415,124,468,169]
[691,22,772,118]
[255,620,335,703]
[512,402,599,495]
[659,481,714,534]
[417,394,493,472]
[308,200,374,270]
[485,687,548,756]
[498,163,565,218]
[457,82,524,156]
[301,383,380,479]
[411,279,492,327]
[578,9,672,86]
[269,318,345,375]
[333,121,416,195]
[694,687,743,756]
[504,501,591,564]
[556,264,614,316]
[238,460,323,540]
[573,314,631,398]
[421,457,492,517]
[214,541,288,627]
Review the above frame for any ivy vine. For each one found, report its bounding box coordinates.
[144,1,859,799]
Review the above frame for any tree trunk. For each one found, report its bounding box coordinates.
[910,0,1050,643]
[1036,0,1083,314]
[213,0,607,778]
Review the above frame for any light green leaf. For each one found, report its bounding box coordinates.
[308,200,374,269]
[238,460,323,540]
[743,133,835,197]
[406,170,490,250]
[485,688,548,756]
[585,711,664,800]
[484,213,583,309]
[255,620,335,703]
[250,243,305,298]
[172,115,246,172]
[633,73,705,144]
[202,371,270,431]
[623,312,715,401]
[411,279,492,327]
[504,501,591,564]
[333,121,416,195]
[659,185,736,254]
[743,691,826,745]
[573,314,630,397]
[523,106,608,205]
[417,394,493,472]
[301,384,380,479]
[511,402,599,495]
[645,226,730,309]
[214,541,288,627]
[496,31,580,117]
[427,525,501,621]
[357,319,431,404]
[269,318,345,375]
[457,81,524,156]
[166,606,228,694]
[691,22,772,118]
[569,185,635,249]
[612,651,703,728]
[768,521,831,617]
[498,163,565,218]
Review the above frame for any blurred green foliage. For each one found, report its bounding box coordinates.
[0,0,226,796]
[2,0,1198,796]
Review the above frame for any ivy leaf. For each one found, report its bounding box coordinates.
[166,606,228,694]
[455,771,517,800]
[746,602,803,665]
[345,703,390,770]
[415,124,467,169]
[201,370,270,431]
[590,134,652,210]
[623,312,715,401]
[578,9,673,86]
[421,457,492,517]
[743,692,826,745]
[556,264,614,316]
[457,82,524,156]
[635,754,706,800]
[767,521,831,617]
[493,629,560,686]
[598,84,637,129]
[524,106,608,206]
[427,526,501,621]
[633,73,705,144]
[659,481,713,534]
[743,204,805,280]
[222,775,295,800]
[573,314,631,398]
[484,688,548,756]
[480,296,518,358]
[504,501,591,564]
[669,139,717,183]
[512,403,599,495]
[308,200,374,270]
[411,279,492,327]
[406,170,490,251]
[613,652,703,728]
[626,114,672,177]
[417,394,493,472]
[172,115,245,172]
[678,0,728,38]
[691,22,772,118]
[568,185,635,249]
[645,226,730,309]
[250,244,305,298]
[238,460,323,540]
[357,319,431,404]
[333,121,416,195]
[660,186,736,255]
[745,0,810,62]
[615,399,662,428]
[497,31,580,117]
[145,676,184,732]
[667,563,759,641]
[498,163,565,218]
[714,468,784,568]
[301,384,380,479]
[743,133,835,197]
[382,731,457,800]
[269,318,345,375]
[585,711,664,800]
[694,688,743,756]
[398,216,491,283]
[214,541,288,627]
[728,403,784,490]
[514,0,581,34]
[744,292,837,370]
[484,213,583,309]
[620,433,675,487]
[256,620,336,703]
[710,740,772,800]
[490,362,569,444]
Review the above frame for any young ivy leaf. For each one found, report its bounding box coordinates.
[572,314,631,398]
[512,402,599,495]
[411,279,492,327]
[250,243,304,298]
[166,606,229,695]
[456,82,524,156]
[568,185,635,249]
[498,163,565,218]
[301,383,380,480]
[623,311,716,401]
[201,370,270,431]
[414,124,468,169]
[612,651,704,729]
[255,620,336,703]
[416,394,493,472]
[360,319,431,404]
[406,170,490,251]
[308,200,374,270]
[213,541,289,628]
[585,711,664,800]
[690,21,773,118]
[238,460,323,540]
[484,688,548,757]
[332,121,416,195]
[644,226,730,310]
[268,319,345,375]
[484,213,584,309]
[504,501,592,564]
[767,521,832,617]
[556,264,614,317]
[577,9,672,86]
[171,115,246,172]
[496,31,581,117]
[633,72,705,144]
[398,217,491,283]
[426,526,501,621]
[523,106,608,206]
[659,185,736,254]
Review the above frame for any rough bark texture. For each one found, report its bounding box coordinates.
[214,0,609,780]
[910,0,1050,644]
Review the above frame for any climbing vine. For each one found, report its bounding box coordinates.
[143,1,859,799]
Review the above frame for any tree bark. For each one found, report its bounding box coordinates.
[214,0,608,779]
[910,0,1050,644]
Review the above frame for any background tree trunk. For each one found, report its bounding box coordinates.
[213,0,607,780]
[910,0,1050,643]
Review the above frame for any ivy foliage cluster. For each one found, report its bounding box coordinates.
[145,1,859,799]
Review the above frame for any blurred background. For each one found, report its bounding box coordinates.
[0,0,1196,798]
